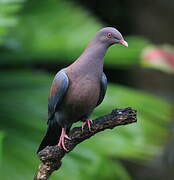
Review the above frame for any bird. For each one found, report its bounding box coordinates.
[37,27,128,153]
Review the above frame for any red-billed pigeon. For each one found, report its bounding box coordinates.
[37,27,128,152]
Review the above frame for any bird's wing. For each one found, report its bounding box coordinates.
[48,70,69,121]
[96,72,107,107]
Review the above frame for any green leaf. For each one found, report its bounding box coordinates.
[0,131,4,164]
[0,0,24,40]
[88,84,171,160]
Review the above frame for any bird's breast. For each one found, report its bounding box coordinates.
[63,73,100,116]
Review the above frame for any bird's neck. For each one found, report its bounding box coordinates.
[73,40,108,76]
[83,40,108,60]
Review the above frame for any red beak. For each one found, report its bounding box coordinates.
[119,39,128,47]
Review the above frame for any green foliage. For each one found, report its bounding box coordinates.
[93,84,171,160]
[0,0,24,45]
[0,131,4,164]
[0,0,150,67]
[0,71,171,180]
[1,0,101,65]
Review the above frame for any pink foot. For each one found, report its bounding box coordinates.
[82,119,93,131]
[58,128,70,151]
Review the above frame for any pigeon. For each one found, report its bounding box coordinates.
[37,27,128,152]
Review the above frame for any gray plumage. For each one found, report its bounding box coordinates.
[37,27,128,152]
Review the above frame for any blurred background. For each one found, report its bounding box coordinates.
[0,0,174,179]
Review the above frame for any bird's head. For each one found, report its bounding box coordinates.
[95,27,128,47]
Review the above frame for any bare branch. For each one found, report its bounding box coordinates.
[34,107,137,180]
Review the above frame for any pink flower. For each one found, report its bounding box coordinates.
[141,47,174,73]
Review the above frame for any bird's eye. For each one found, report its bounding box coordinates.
[107,33,112,38]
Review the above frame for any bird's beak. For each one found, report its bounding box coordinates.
[119,39,128,47]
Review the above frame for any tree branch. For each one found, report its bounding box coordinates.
[34,107,137,180]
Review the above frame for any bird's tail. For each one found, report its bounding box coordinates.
[37,119,62,153]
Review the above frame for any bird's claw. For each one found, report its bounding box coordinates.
[82,119,93,131]
[64,134,71,140]
[58,128,70,151]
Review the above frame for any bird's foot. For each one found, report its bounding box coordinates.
[58,128,70,151]
[82,119,93,131]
